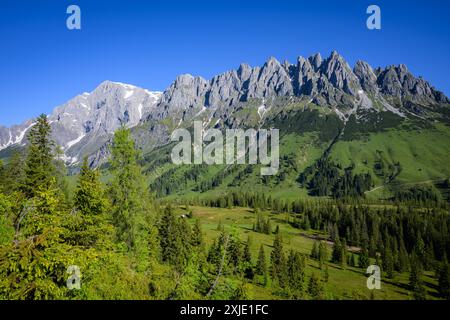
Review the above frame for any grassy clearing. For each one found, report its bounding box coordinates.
[176,205,440,300]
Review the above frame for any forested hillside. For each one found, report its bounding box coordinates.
[1,115,449,300]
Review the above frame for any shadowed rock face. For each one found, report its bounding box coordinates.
[1,51,448,167]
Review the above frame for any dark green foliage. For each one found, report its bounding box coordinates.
[255,245,267,276]
[109,127,152,255]
[254,212,272,234]
[341,112,403,140]
[3,151,25,194]
[241,236,251,262]
[332,237,346,267]
[359,248,370,269]
[0,193,14,245]
[1,111,450,300]
[310,241,319,259]
[270,109,343,142]
[270,232,287,288]
[382,246,395,279]
[286,250,306,297]
[0,160,5,193]
[409,255,426,300]
[159,205,191,270]
[393,186,441,206]
[299,159,372,198]
[318,241,328,269]
[74,158,107,217]
[65,157,109,247]
[307,273,324,299]
[23,114,55,198]
[438,262,450,299]
[191,219,203,247]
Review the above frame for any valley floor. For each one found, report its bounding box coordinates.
[180,205,440,300]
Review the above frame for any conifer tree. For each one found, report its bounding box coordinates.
[242,236,254,279]
[67,157,108,246]
[191,219,203,247]
[318,241,328,269]
[307,273,324,299]
[383,247,395,279]
[228,232,242,273]
[23,114,55,198]
[275,224,280,235]
[359,248,370,269]
[74,157,107,217]
[310,241,319,260]
[270,232,287,288]
[349,254,357,267]
[409,255,426,300]
[396,239,409,272]
[109,127,151,259]
[243,236,252,265]
[341,239,348,268]
[231,280,251,300]
[331,238,347,266]
[159,205,189,269]
[438,262,450,299]
[287,250,305,297]
[323,265,329,283]
[256,244,267,276]
[3,151,25,194]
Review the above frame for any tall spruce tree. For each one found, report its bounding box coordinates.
[109,127,151,258]
[3,151,25,194]
[307,273,324,299]
[191,219,204,247]
[74,157,107,217]
[270,232,287,288]
[438,262,450,299]
[256,245,267,276]
[359,248,370,269]
[318,241,328,269]
[287,250,305,296]
[159,205,189,269]
[409,255,426,300]
[68,157,109,247]
[310,241,319,260]
[243,236,252,266]
[23,114,55,198]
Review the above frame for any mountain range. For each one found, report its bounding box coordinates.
[1,51,449,196]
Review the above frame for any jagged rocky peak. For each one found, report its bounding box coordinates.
[354,60,378,94]
[308,52,322,71]
[158,74,209,113]
[375,64,448,103]
[0,80,162,165]
[151,50,449,122]
[320,51,361,95]
[237,63,252,80]
[3,51,448,167]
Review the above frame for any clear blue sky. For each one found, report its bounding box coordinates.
[0,0,449,126]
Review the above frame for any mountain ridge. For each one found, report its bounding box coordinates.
[0,51,448,167]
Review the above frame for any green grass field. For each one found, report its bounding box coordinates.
[173,205,440,300]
